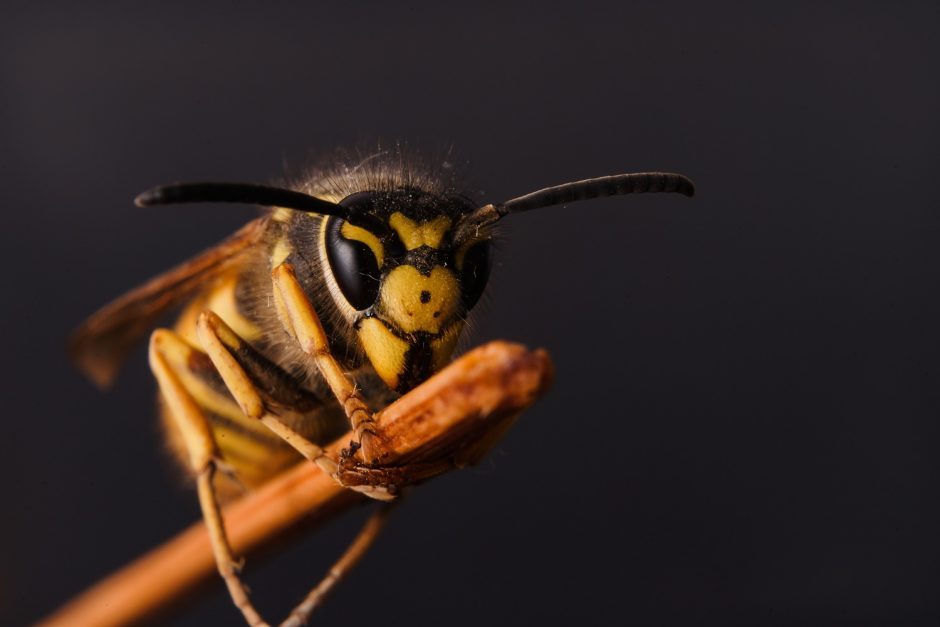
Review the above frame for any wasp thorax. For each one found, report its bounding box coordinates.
[321,189,492,392]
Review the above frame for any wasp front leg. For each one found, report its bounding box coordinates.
[271,263,384,464]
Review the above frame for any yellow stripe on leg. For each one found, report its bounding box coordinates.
[197,311,264,419]
[197,306,336,476]
[271,264,352,394]
[149,330,217,473]
[271,263,379,461]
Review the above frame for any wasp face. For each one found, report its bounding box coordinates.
[322,189,492,392]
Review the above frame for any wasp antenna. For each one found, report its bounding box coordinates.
[497,172,695,214]
[134,182,348,217]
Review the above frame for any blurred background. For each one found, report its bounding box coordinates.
[3,2,939,625]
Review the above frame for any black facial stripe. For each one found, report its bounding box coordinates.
[397,336,434,393]
[400,246,450,276]
[379,232,405,263]
[347,209,391,236]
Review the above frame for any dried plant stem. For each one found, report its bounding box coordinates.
[40,341,553,627]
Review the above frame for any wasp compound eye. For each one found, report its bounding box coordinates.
[459,241,491,310]
[325,217,382,310]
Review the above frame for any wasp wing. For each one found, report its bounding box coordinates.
[70,218,268,388]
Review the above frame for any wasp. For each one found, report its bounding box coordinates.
[70,151,694,626]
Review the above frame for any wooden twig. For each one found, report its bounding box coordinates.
[40,341,553,627]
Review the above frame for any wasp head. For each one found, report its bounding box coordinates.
[322,189,491,392]
[134,170,693,394]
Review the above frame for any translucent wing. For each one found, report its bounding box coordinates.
[70,218,268,388]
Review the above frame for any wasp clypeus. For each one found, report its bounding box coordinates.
[70,151,694,626]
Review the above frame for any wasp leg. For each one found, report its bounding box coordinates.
[280,502,395,627]
[149,330,268,627]
[152,325,397,627]
[196,310,395,501]
[271,263,382,464]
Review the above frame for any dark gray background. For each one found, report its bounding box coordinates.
[3,2,939,625]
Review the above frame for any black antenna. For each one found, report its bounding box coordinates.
[499,172,694,214]
[134,182,348,218]
[459,172,694,234]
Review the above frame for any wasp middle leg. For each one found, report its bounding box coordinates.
[195,310,398,500]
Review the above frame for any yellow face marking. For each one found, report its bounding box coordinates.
[388,212,452,250]
[431,321,464,371]
[357,317,409,390]
[378,265,460,334]
[340,221,385,267]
